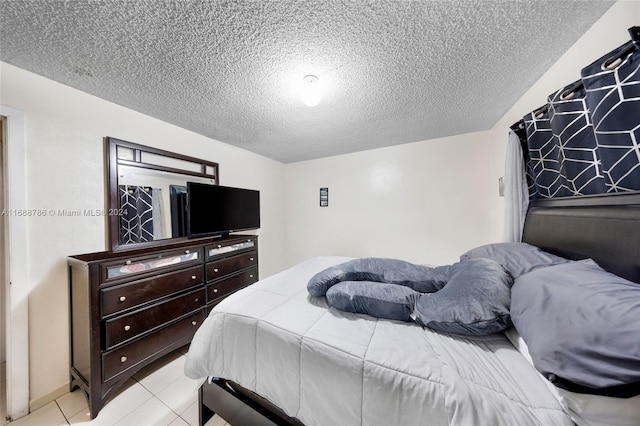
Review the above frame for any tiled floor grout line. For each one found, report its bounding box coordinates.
[54,400,70,425]
[134,374,182,424]
[149,390,184,425]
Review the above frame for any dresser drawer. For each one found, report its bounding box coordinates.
[102,310,204,381]
[207,267,258,302]
[206,238,256,260]
[104,288,205,349]
[102,247,202,281]
[101,265,203,316]
[207,251,257,282]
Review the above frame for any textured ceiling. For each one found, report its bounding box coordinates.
[0,0,614,163]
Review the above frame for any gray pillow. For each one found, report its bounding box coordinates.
[460,242,569,279]
[326,281,419,322]
[511,259,640,397]
[413,258,513,336]
[307,257,449,297]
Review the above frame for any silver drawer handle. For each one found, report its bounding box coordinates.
[195,298,199,302]
[124,325,131,331]
[125,260,131,265]
[250,257,254,261]
[213,268,219,273]
[119,296,126,302]
[185,250,190,254]
[120,356,127,363]
[191,321,197,326]
[191,275,197,280]
[250,274,254,278]
[217,244,222,248]
[213,289,218,293]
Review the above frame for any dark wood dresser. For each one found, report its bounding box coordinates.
[68,234,258,419]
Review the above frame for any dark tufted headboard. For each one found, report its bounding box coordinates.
[522,192,640,284]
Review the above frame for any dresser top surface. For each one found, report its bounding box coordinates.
[69,234,258,263]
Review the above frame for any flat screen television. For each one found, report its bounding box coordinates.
[186,182,260,238]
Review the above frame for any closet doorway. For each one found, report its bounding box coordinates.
[0,107,29,423]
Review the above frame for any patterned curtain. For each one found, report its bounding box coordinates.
[119,185,154,244]
[515,27,640,200]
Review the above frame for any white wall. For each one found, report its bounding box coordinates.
[0,63,287,409]
[285,130,495,266]
[284,0,640,267]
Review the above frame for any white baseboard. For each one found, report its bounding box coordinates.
[29,383,68,413]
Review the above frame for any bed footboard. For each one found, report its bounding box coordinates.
[199,378,304,426]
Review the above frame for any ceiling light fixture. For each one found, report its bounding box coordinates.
[301,75,322,107]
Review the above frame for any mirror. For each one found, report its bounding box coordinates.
[106,137,219,251]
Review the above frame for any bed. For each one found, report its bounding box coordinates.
[184,193,640,426]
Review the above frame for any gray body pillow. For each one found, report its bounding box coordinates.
[319,258,514,336]
[413,258,513,335]
[307,257,450,297]
[460,242,569,279]
[327,282,419,322]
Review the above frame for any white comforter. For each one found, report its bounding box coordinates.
[185,256,573,426]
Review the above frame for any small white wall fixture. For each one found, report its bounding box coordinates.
[1,105,30,421]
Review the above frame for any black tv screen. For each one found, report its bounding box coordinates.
[187,182,260,238]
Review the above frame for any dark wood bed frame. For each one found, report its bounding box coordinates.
[198,192,640,426]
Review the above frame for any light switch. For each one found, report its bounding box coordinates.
[498,177,505,197]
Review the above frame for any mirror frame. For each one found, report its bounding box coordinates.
[105,136,219,251]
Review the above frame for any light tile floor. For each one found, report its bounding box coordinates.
[4,348,228,426]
